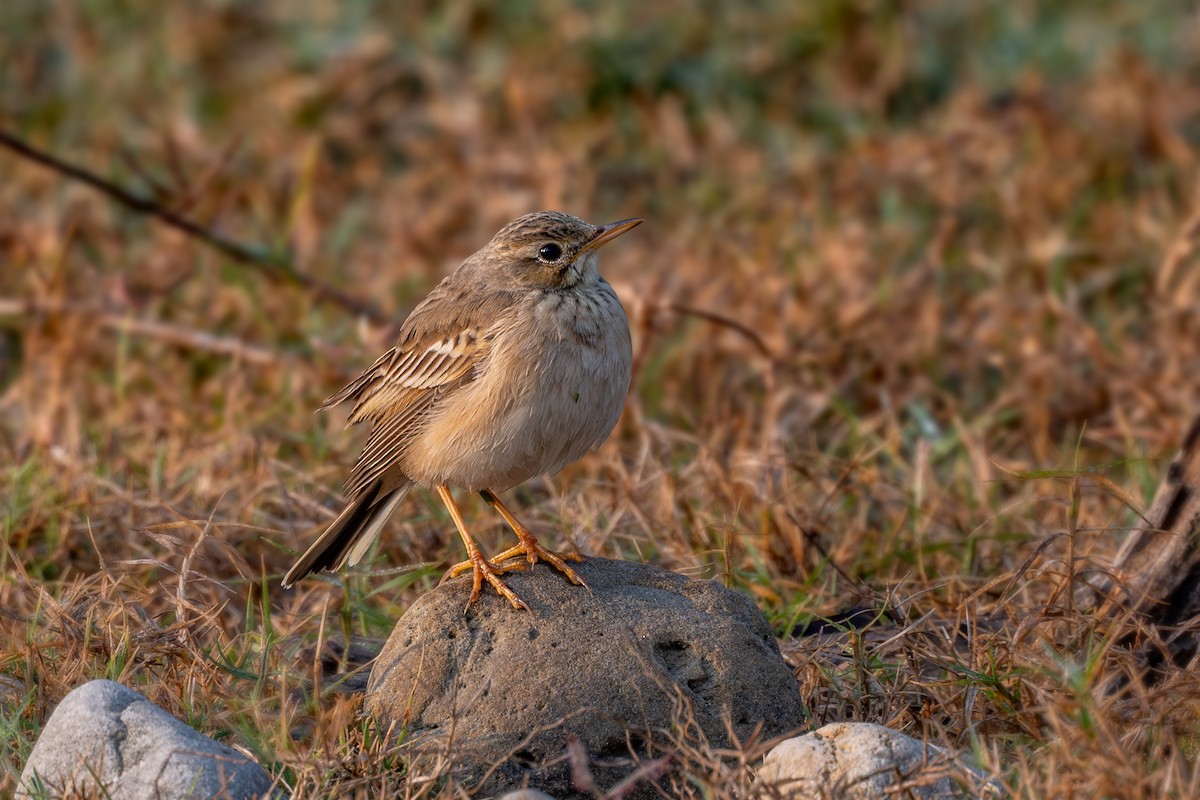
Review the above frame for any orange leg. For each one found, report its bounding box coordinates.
[435,485,529,612]
[479,489,588,588]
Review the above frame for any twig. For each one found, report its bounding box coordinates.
[0,297,280,364]
[663,302,776,361]
[108,316,280,365]
[603,754,674,799]
[0,128,389,324]
[566,733,601,796]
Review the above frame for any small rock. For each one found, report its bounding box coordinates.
[367,557,804,798]
[18,680,277,800]
[497,791,560,800]
[756,722,1001,799]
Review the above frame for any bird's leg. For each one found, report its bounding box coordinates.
[479,489,588,588]
[435,485,529,611]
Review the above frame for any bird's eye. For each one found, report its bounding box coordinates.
[537,243,563,263]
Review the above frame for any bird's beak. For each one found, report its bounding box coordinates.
[581,217,643,253]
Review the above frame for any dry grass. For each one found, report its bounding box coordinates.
[3,2,1200,797]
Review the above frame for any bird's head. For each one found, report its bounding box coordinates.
[481,210,642,290]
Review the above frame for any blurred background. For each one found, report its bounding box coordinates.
[3,1,1200,795]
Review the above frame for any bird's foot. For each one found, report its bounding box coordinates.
[440,552,529,612]
[476,489,589,589]
[441,555,526,580]
[491,535,588,588]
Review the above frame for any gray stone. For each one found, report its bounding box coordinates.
[755,722,1003,799]
[366,557,804,798]
[497,791,560,800]
[18,680,277,800]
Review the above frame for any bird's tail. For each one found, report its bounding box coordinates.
[282,481,413,587]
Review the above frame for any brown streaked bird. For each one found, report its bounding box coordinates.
[283,211,640,610]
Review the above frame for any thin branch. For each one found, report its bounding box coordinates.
[0,297,280,364]
[0,128,389,325]
[663,302,776,361]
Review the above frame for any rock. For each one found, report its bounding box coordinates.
[755,722,1002,799]
[497,791,560,800]
[367,557,804,798]
[18,680,277,800]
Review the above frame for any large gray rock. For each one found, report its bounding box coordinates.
[18,680,276,800]
[755,722,1002,799]
[366,557,804,798]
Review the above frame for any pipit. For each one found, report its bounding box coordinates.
[283,211,640,610]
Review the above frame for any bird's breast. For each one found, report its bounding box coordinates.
[400,283,632,491]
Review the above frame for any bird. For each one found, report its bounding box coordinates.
[283,211,640,611]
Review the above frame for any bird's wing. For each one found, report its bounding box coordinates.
[322,282,517,498]
[321,329,485,423]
